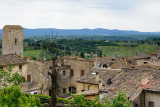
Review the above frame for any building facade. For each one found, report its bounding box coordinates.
[56,56,94,98]
[2,25,23,56]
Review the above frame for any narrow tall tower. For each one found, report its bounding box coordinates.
[2,25,23,56]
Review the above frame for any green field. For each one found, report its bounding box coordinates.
[24,50,43,59]
[99,44,158,57]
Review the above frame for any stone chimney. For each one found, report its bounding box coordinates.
[141,75,148,86]
[96,72,99,82]
[99,79,103,89]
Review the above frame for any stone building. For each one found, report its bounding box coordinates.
[2,25,23,56]
[56,56,94,98]
[0,25,52,96]
[76,67,160,107]
[0,54,52,95]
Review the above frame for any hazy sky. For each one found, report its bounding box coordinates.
[0,0,160,32]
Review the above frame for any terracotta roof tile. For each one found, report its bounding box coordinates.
[104,69,160,101]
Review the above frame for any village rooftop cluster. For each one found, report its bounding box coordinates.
[0,25,160,107]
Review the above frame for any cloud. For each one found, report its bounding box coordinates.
[0,0,160,32]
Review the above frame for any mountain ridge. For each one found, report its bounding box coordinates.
[0,28,159,36]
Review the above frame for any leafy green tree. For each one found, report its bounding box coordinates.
[0,85,41,107]
[70,91,133,107]
[0,64,24,87]
[104,91,133,107]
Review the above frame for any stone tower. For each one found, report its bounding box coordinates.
[2,25,23,56]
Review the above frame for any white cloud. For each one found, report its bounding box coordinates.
[0,0,160,32]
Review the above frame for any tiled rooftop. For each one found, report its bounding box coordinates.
[0,54,26,66]
[105,68,160,101]
[77,67,160,101]
[77,68,120,85]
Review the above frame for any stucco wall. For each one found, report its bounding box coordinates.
[145,92,160,107]
[76,82,99,93]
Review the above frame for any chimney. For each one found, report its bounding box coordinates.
[96,72,99,82]
[141,75,148,86]
[99,79,103,89]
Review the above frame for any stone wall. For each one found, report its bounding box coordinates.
[0,60,52,96]
[2,27,23,56]
[56,57,94,98]
[145,92,160,107]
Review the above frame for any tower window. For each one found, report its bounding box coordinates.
[15,38,17,45]
[63,88,66,93]
[63,71,66,76]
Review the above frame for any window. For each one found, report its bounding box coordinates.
[27,75,31,82]
[19,65,22,72]
[81,70,84,77]
[63,88,66,93]
[149,101,154,107]
[70,69,74,77]
[69,87,76,93]
[144,62,149,64]
[82,90,85,92]
[63,71,66,76]
[135,103,138,107]
[15,38,17,45]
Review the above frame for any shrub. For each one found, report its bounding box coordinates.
[0,85,41,107]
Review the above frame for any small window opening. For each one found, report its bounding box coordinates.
[15,38,17,45]
[144,62,149,64]
[149,101,154,107]
[103,64,108,68]
[19,65,22,71]
[63,88,66,93]
[63,71,66,76]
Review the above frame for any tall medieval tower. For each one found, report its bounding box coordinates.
[2,25,23,56]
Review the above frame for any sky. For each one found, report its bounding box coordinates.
[0,0,160,32]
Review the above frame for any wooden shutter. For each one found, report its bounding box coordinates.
[70,69,74,76]
[27,75,31,82]
[81,70,84,77]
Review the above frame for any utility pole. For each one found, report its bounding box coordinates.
[48,57,57,107]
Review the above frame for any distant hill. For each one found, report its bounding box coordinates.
[0,28,160,36]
